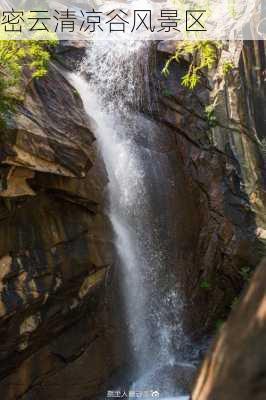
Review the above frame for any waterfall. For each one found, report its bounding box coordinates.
[71,40,192,399]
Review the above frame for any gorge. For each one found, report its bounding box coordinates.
[0,36,265,400]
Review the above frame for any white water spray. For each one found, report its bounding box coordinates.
[71,39,191,397]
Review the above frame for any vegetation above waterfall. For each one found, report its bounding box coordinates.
[162,40,234,89]
[0,40,57,124]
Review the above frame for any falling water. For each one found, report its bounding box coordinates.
[71,39,192,398]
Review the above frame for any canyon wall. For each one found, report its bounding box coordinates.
[0,40,264,398]
[155,40,266,337]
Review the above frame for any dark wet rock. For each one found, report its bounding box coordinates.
[155,40,266,336]
[192,258,266,400]
[53,41,87,71]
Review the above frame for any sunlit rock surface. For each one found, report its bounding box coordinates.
[192,258,266,400]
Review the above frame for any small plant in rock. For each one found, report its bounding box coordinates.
[239,266,252,281]
[200,279,211,290]
[205,103,218,127]
[162,40,222,90]
[222,60,235,75]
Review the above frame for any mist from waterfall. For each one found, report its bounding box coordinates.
[71,40,191,398]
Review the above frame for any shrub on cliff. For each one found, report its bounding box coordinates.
[0,40,57,123]
[162,41,234,89]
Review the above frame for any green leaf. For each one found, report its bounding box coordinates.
[181,72,200,90]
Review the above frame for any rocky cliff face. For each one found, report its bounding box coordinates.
[0,40,265,399]
[155,40,266,337]
[0,44,124,399]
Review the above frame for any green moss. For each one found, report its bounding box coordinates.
[215,319,225,331]
[239,266,252,281]
[72,88,81,99]
[161,88,172,97]
[200,279,211,290]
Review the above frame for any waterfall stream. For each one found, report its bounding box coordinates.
[71,40,192,399]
